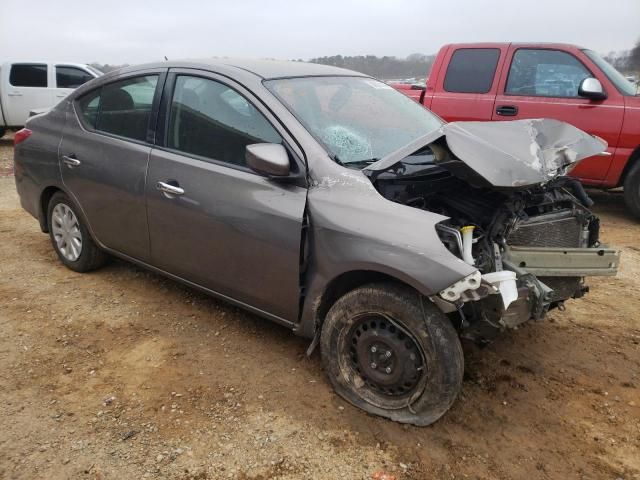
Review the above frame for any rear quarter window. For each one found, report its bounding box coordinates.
[10,64,48,88]
[443,48,501,94]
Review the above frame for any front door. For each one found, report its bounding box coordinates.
[59,72,163,260]
[492,47,625,184]
[4,63,52,126]
[146,72,307,322]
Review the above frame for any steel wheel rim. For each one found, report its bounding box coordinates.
[346,312,426,401]
[51,203,83,261]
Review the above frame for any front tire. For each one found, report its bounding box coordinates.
[624,161,640,219]
[320,282,463,426]
[47,192,107,272]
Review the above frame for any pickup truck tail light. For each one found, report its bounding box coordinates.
[14,128,32,146]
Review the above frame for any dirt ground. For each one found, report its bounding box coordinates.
[0,136,639,480]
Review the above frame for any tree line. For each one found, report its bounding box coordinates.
[89,38,640,80]
[306,53,435,80]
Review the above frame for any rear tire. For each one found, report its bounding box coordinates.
[320,282,463,426]
[47,192,107,272]
[624,160,640,219]
[0,127,6,139]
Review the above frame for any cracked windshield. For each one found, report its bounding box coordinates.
[266,76,443,167]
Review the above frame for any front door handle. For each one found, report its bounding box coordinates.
[7,91,23,97]
[496,105,518,116]
[156,181,185,197]
[62,155,81,167]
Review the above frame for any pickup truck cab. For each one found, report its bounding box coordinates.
[0,62,101,137]
[393,43,640,217]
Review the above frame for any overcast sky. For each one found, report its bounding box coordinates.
[1,0,638,65]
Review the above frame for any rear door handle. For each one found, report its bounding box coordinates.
[156,181,185,196]
[496,105,518,116]
[8,91,22,97]
[62,155,81,167]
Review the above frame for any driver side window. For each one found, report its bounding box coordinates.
[506,49,592,98]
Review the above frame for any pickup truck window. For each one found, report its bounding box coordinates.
[583,49,637,96]
[505,49,591,98]
[9,64,48,88]
[266,76,442,166]
[443,49,500,94]
[56,66,94,89]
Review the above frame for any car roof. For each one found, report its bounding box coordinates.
[116,58,366,80]
[1,61,91,67]
[443,42,586,50]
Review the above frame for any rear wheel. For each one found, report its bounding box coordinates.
[0,127,6,139]
[624,161,640,219]
[320,282,463,426]
[47,192,107,272]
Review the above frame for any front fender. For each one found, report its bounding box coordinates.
[296,167,476,337]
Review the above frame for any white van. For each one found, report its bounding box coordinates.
[0,62,101,137]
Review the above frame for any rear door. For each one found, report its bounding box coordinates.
[429,45,508,121]
[54,65,96,102]
[59,70,165,261]
[4,63,52,126]
[146,70,307,322]
[492,47,625,183]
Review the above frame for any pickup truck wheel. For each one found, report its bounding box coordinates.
[624,161,640,218]
[0,127,6,139]
[320,282,463,426]
[47,192,107,272]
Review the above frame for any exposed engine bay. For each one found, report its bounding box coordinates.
[367,126,619,344]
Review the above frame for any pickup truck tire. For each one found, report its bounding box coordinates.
[0,127,6,139]
[47,191,108,272]
[320,282,463,426]
[624,161,640,218]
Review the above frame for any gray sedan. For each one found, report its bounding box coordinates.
[13,59,619,425]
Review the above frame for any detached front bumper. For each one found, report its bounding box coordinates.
[440,245,621,344]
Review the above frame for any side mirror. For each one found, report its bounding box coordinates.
[245,143,290,177]
[578,77,607,101]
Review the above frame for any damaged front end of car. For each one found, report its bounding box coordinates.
[365,119,620,344]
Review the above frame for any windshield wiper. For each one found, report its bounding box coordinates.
[341,158,380,168]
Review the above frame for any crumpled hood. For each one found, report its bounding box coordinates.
[365,118,607,188]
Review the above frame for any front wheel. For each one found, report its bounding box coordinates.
[320,282,463,426]
[624,161,640,219]
[47,191,107,272]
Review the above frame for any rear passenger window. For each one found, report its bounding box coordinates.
[56,66,94,88]
[76,75,158,141]
[10,64,48,87]
[167,75,281,166]
[443,49,500,94]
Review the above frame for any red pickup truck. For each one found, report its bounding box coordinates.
[393,43,640,217]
